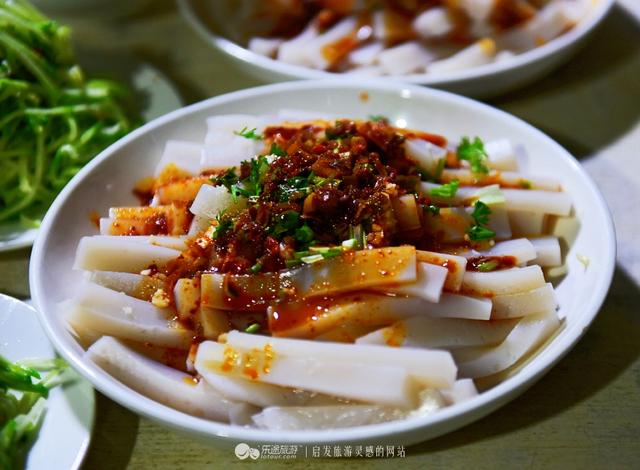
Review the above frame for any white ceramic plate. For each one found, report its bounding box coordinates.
[178,0,613,98]
[0,63,182,253]
[29,80,615,447]
[0,294,95,469]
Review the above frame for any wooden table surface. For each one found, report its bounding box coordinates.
[2,1,640,468]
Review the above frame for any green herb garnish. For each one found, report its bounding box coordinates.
[212,212,233,239]
[467,201,495,241]
[457,137,489,174]
[294,224,315,244]
[423,204,440,216]
[477,259,499,272]
[269,142,286,156]
[520,180,532,189]
[210,168,238,191]
[249,262,263,274]
[234,126,262,140]
[369,114,389,123]
[245,323,261,334]
[467,226,496,241]
[430,180,459,198]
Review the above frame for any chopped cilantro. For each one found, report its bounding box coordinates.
[470,200,491,225]
[271,210,300,237]
[457,136,489,174]
[213,213,233,239]
[430,180,459,198]
[210,168,238,191]
[300,254,324,264]
[249,262,263,273]
[477,259,499,272]
[269,142,287,156]
[467,225,496,241]
[245,323,261,333]
[234,126,262,140]
[467,201,495,241]
[228,155,270,200]
[294,224,315,244]
[369,114,389,123]
[423,204,440,216]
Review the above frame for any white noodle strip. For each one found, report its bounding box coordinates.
[348,41,384,66]
[530,236,562,267]
[380,262,447,302]
[404,138,447,175]
[204,114,267,145]
[378,42,435,75]
[277,24,319,66]
[196,341,421,407]
[459,0,494,22]
[413,7,453,38]
[197,367,314,408]
[499,2,579,51]
[492,283,558,319]
[509,211,546,237]
[392,194,422,231]
[252,405,405,430]
[224,331,456,389]
[428,39,496,75]
[426,293,493,320]
[201,136,263,170]
[89,271,144,296]
[439,169,561,191]
[461,238,537,265]
[462,265,546,296]
[174,278,199,320]
[189,184,245,219]
[73,236,180,273]
[502,189,572,216]
[481,205,511,240]
[306,18,358,70]
[355,315,517,349]
[454,310,561,378]
[485,139,518,171]
[66,282,192,348]
[416,250,467,292]
[86,336,252,422]
[440,379,478,405]
[248,37,283,57]
[92,235,187,251]
[153,140,202,176]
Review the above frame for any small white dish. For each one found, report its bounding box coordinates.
[0,294,95,470]
[178,0,613,98]
[29,80,615,446]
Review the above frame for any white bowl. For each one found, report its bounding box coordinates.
[29,80,615,447]
[178,0,614,98]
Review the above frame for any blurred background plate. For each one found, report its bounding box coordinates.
[177,0,614,98]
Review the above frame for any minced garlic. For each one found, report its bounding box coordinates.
[151,288,171,308]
